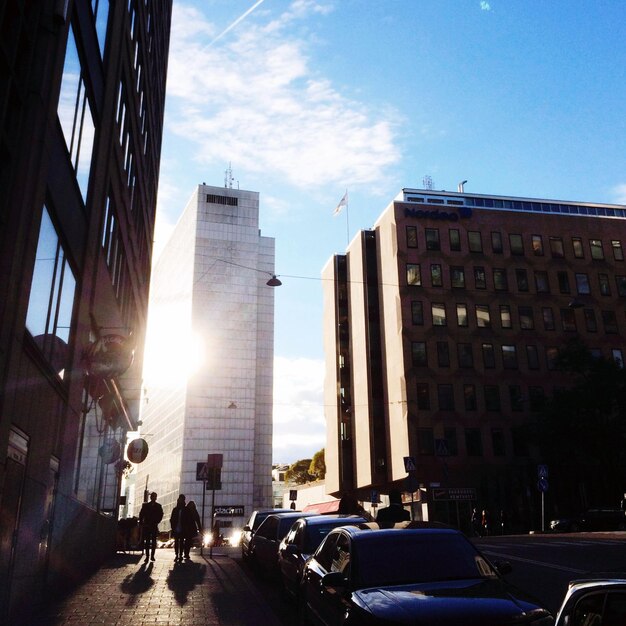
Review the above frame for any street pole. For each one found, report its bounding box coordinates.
[209,467,216,559]
[200,478,206,556]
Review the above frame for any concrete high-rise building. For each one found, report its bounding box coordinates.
[134,184,276,538]
[323,188,626,533]
[0,2,172,619]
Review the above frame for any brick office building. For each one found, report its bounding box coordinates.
[323,188,626,532]
[0,2,171,619]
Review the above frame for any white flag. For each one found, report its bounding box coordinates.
[333,190,348,216]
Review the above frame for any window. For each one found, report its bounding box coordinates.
[526,345,540,369]
[535,271,549,293]
[432,303,446,326]
[92,0,110,58]
[25,206,77,378]
[468,231,482,253]
[543,307,555,330]
[458,343,473,368]
[425,228,440,251]
[438,385,455,411]
[531,235,544,256]
[576,273,590,295]
[411,342,427,366]
[464,384,477,410]
[484,385,501,411]
[616,276,626,297]
[584,308,597,332]
[431,264,443,287]
[416,383,430,409]
[450,266,465,288]
[612,349,624,368]
[406,264,421,286]
[550,237,565,258]
[474,267,487,289]
[571,237,584,258]
[599,273,611,296]
[509,385,523,411]
[417,429,434,455]
[518,306,534,330]
[491,231,503,254]
[557,271,571,294]
[449,229,461,251]
[509,234,524,255]
[456,304,468,327]
[500,305,512,329]
[476,305,491,328]
[406,226,418,248]
[411,301,424,325]
[437,342,450,367]
[465,429,483,456]
[58,26,95,202]
[590,239,604,260]
[482,343,495,368]
[502,345,518,369]
[444,428,458,456]
[602,310,619,334]
[612,240,624,261]
[529,386,545,412]
[492,429,505,457]
[546,347,559,370]
[515,268,529,292]
[493,268,508,291]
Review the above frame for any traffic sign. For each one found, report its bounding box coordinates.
[537,464,549,479]
[403,456,417,472]
[435,439,450,457]
[196,462,210,481]
[537,477,549,493]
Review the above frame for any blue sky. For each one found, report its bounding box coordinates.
[154,0,626,464]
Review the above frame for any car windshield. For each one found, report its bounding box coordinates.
[354,533,497,588]
[304,523,350,553]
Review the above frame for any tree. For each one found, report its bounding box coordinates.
[284,459,314,485]
[309,449,326,480]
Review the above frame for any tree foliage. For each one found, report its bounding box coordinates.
[309,449,326,480]
[284,458,315,485]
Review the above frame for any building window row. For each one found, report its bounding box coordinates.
[406,263,626,298]
[406,225,623,262]
[411,340,623,372]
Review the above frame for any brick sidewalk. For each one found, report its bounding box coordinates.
[28,548,282,626]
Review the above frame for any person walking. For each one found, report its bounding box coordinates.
[471,507,482,537]
[376,490,410,526]
[138,492,163,562]
[182,500,202,560]
[170,494,187,562]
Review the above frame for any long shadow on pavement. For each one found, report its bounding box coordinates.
[166,560,207,605]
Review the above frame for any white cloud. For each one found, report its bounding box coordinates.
[273,356,326,463]
[166,1,401,192]
[612,183,626,204]
[480,1,491,10]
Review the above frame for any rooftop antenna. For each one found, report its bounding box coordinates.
[422,175,433,190]
[458,180,467,193]
[225,162,234,189]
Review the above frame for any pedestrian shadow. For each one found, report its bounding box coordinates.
[120,561,154,605]
[167,561,207,606]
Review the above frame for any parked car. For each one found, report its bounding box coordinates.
[248,511,315,573]
[554,577,626,625]
[241,508,293,561]
[299,525,554,625]
[550,508,626,533]
[278,514,366,600]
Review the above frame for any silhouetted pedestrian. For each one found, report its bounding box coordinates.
[471,507,481,536]
[139,492,163,562]
[376,490,410,527]
[182,500,202,559]
[170,494,186,562]
[481,509,490,536]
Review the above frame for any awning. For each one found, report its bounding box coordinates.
[302,500,340,514]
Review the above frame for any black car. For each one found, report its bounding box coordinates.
[278,514,366,600]
[299,526,554,625]
[554,577,626,625]
[550,508,626,533]
[248,511,315,573]
[241,508,293,561]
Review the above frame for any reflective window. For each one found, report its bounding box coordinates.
[526,345,540,369]
[491,231,503,254]
[616,276,626,297]
[456,304,468,327]
[519,306,534,330]
[474,266,486,289]
[464,384,477,410]
[450,266,465,289]
[412,342,427,367]
[532,235,544,256]
[493,268,508,291]
[550,237,564,258]
[432,303,446,326]
[502,345,518,369]
[458,343,473,368]
[425,228,440,251]
[584,308,597,332]
[509,234,523,255]
[416,383,430,409]
[92,0,110,58]
[431,264,443,287]
[468,231,482,253]
[407,264,421,286]
[612,240,624,261]
[57,26,95,203]
[406,226,418,248]
[411,301,424,325]
[482,343,495,368]
[475,303,490,327]
[449,229,461,252]
[543,307,555,330]
[599,273,611,296]
[572,237,584,258]
[576,273,590,295]
[515,268,529,291]
[500,305,512,329]
[557,271,571,294]
[535,271,549,293]
[509,385,524,411]
[590,239,604,260]
[437,341,450,367]
[25,207,76,378]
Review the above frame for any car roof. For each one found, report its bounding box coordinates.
[568,577,626,591]
[330,526,462,542]
[299,514,366,526]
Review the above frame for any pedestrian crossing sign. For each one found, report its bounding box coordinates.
[403,456,417,472]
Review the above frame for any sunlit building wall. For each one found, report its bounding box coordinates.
[135,184,276,533]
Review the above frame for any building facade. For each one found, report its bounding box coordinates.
[133,184,276,539]
[323,188,626,532]
[0,1,171,619]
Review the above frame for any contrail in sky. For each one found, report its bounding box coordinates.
[206,0,266,48]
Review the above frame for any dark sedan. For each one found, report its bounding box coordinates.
[241,508,293,560]
[278,514,366,600]
[550,508,626,533]
[248,511,315,573]
[299,526,554,625]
